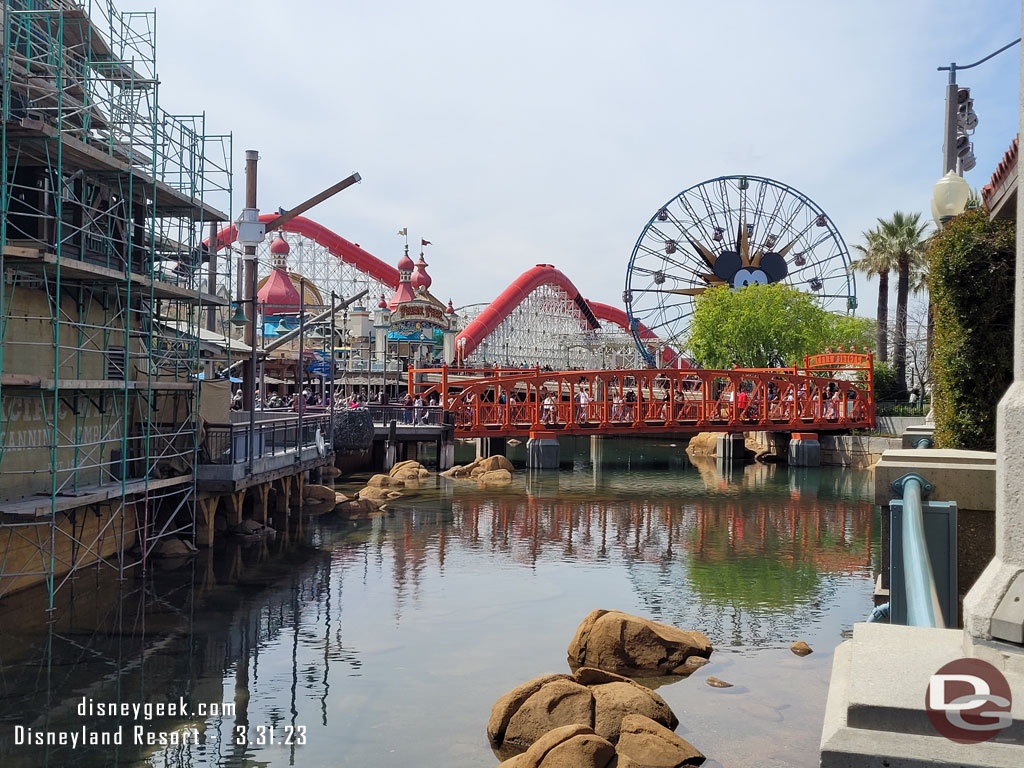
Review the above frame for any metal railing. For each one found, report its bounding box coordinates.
[366,405,446,426]
[202,415,329,465]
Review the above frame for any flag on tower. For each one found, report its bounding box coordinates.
[397,228,407,236]
[421,239,432,246]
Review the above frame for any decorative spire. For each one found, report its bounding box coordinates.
[269,233,289,270]
[411,253,431,290]
[378,293,388,309]
[445,299,455,315]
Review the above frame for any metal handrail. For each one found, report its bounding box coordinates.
[892,473,945,628]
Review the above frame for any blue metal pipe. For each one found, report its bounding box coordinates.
[900,476,945,628]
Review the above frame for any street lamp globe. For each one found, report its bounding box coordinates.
[932,170,971,224]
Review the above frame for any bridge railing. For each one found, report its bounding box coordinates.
[409,354,875,435]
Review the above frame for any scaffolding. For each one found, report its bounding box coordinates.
[0,0,233,608]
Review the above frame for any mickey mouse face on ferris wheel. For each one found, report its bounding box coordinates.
[712,249,788,288]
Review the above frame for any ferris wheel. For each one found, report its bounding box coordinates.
[623,175,856,366]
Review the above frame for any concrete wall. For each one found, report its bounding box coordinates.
[875,415,926,436]
[819,435,903,469]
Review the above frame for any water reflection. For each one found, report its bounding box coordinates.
[0,443,877,768]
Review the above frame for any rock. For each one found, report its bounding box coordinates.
[685,432,719,457]
[230,520,275,540]
[488,674,573,746]
[479,454,515,473]
[322,465,342,479]
[366,473,405,488]
[568,610,713,675]
[389,460,427,480]
[151,537,197,558]
[334,492,349,505]
[358,486,391,501]
[490,669,678,751]
[504,678,595,749]
[670,656,710,676]
[478,468,513,486]
[386,491,403,499]
[302,484,336,506]
[590,681,676,743]
[335,498,380,516]
[439,467,458,478]
[616,714,704,767]
[497,725,616,768]
[790,641,813,656]
[508,438,522,446]
[705,676,732,688]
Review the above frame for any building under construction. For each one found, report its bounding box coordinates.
[0,0,233,606]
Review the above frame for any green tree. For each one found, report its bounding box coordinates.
[687,283,873,369]
[929,207,1015,450]
[875,211,929,394]
[851,226,889,362]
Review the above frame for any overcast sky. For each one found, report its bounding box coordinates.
[155,0,1021,321]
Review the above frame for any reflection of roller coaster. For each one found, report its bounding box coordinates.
[410,352,875,437]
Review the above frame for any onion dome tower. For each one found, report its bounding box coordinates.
[388,245,417,307]
[411,253,432,291]
[258,234,301,313]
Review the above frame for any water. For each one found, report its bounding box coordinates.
[0,439,878,768]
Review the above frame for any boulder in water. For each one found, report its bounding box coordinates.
[568,609,712,675]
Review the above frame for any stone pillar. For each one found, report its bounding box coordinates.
[716,432,745,464]
[526,432,560,470]
[788,432,821,467]
[591,435,604,486]
[962,29,1024,650]
[437,438,454,470]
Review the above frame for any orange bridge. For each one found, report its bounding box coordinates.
[409,352,875,438]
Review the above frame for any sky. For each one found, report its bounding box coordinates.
[152,0,1021,323]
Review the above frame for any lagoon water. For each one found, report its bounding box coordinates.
[0,439,877,767]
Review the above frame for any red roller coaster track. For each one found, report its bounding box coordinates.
[206,219,655,359]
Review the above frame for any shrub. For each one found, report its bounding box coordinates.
[928,207,1015,450]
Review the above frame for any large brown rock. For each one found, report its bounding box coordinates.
[499,725,616,768]
[478,468,513,486]
[335,498,381,516]
[479,454,515,473]
[389,460,427,481]
[357,486,391,501]
[504,678,595,749]
[489,669,678,752]
[616,714,704,767]
[568,610,712,675]
[489,674,573,746]
[302,484,337,506]
[366,473,405,488]
[591,681,676,743]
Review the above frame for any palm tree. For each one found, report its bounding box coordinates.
[851,226,889,362]
[876,211,928,394]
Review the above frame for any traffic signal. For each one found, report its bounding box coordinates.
[957,87,978,132]
[954,87,977,172]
